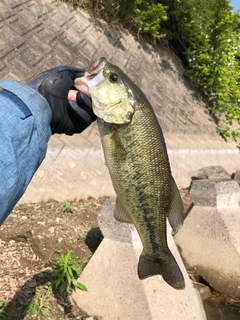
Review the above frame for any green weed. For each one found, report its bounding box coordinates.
[25,283,52,318]
[77,234,87,242]
[0,301,6,320]
[81,221,87,228]
[84,204,93,211]
[51,250,87,294]
[19,205,28,212]
[62,201,74,214]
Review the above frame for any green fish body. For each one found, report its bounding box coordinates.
[75,58,185,290]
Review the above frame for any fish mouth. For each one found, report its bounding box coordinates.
[74,58,107,97]
[90,57,107,75]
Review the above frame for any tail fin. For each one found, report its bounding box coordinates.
[138,250,185,290]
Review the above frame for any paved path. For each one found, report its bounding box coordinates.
[1,0,239,204]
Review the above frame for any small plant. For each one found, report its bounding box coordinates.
[62,201,74,214]
[84,204,93,211]
[77,233,87,242]
[211,292,218,299]
[0,301,6,320]
[25,283,52,318]
[72,0,83,9]
[19,205,28,212]
[51,250,87,294]
[81,221,87,228]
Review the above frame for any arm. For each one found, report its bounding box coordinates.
[0,66,96,225]
[0,80,52,224]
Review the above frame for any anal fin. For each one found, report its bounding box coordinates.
[114,197,133,224]
[167,176,185,233]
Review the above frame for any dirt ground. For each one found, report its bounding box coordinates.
[0,190,239,319]
[0,197,106,320]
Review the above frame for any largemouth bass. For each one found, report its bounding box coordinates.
[75,58,185,290]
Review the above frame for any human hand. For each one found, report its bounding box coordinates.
[26,66,97,135]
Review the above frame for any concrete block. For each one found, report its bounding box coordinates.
[175,179,240,297]
[72,199,206,320]
[195,166,230,180]
[193,283,211,301]
[190,179,240,207]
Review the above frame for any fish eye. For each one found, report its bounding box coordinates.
[109,73,119,83]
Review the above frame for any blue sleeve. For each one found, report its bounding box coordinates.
[0,80,52,225]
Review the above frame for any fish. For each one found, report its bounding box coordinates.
[74,58,185,290]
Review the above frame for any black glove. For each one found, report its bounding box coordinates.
[26,66,97,135]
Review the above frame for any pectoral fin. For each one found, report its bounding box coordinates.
[167,176,185,233]
[114,197,133,224]
[102,129,127,162]
[111,131,127,161]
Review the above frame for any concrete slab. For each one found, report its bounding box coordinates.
[175,178,240,297]
[72,199,206,320]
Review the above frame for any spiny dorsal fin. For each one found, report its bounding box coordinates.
[114,197,133,224]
